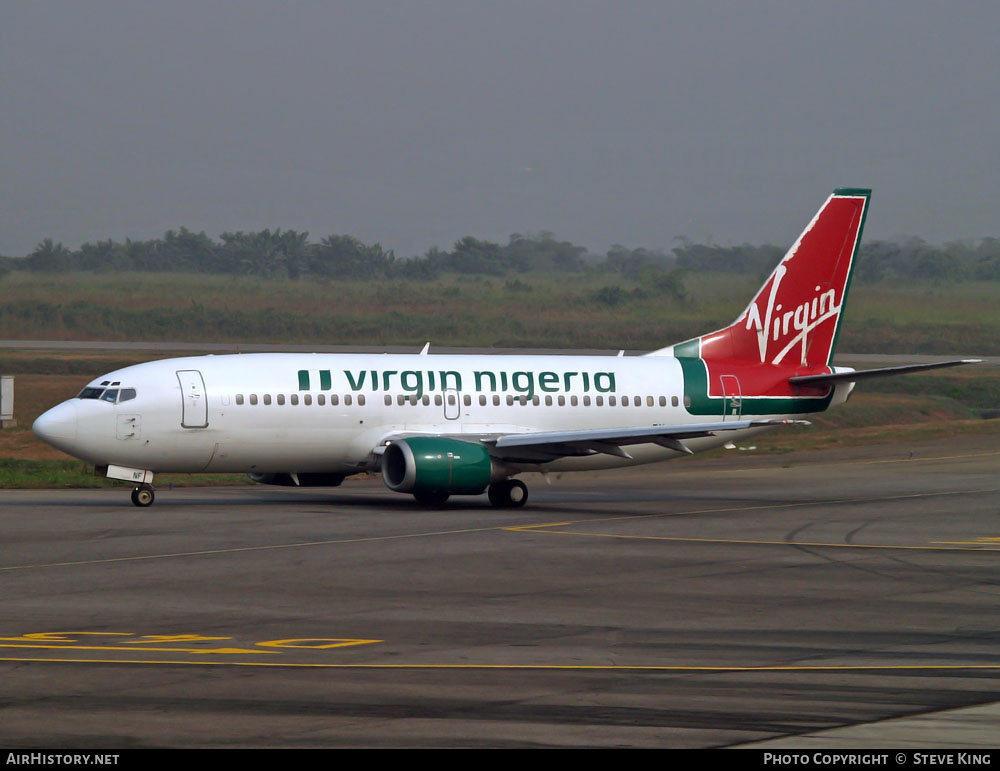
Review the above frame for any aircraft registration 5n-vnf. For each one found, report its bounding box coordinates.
[33,188,977,508]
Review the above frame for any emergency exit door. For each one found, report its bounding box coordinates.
[443,388,461,420]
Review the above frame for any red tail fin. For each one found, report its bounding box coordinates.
[696,188,870,367]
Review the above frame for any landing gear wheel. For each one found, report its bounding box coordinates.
[488,479,528,508]
[131,485,155,507]
[507,479,528,507]
[413,490,450,508]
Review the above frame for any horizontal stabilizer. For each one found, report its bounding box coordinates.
[789,359,981,387]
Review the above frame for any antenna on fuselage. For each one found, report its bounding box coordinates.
[419,342,430,355]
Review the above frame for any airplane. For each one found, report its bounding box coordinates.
[32,188,978,508]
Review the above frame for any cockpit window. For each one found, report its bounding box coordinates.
[78,386,136,403]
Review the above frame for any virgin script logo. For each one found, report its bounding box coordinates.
[743,264,840,365]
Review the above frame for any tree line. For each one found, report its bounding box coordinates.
[2,228,999,283]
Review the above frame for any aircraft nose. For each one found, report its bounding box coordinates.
[33,401,79,446]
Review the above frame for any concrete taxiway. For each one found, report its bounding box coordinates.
[1,432,998,747]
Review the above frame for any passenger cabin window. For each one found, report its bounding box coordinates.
[235,394,245,405]
[304,394,312,405]
[344,395,352,406]
[671,396,679,407]
[492,395,500,406]
[263,394,272,405]
[331,394,339,406]
[249,394,258,405]
[317,394,326,406]
[479,395,486,406]
[290,394,299,405]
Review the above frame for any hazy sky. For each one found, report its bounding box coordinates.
[2,1,998,258]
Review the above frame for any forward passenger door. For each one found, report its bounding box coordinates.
[177,370,209,428]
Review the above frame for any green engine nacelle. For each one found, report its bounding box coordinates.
[382,437,494,496]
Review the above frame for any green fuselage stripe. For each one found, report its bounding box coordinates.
[675,340,833,416]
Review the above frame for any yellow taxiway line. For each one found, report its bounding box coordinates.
[3,656,1000,672]
[506,486,1000,552]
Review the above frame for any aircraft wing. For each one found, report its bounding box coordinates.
[481,418,807,462]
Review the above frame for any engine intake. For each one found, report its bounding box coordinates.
[382,437,494,496]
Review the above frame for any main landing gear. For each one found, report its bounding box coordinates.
[488,479,528,508]
[130,484,155,507]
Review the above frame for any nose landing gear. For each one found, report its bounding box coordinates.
[99,465,155,507]
[488,479,528,508]
[130,484,155,507]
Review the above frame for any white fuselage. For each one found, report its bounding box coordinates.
[33,352,802,476]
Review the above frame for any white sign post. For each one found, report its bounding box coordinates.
[0,376,15,428]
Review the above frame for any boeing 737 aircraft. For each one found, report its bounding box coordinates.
[33,189,976,507]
